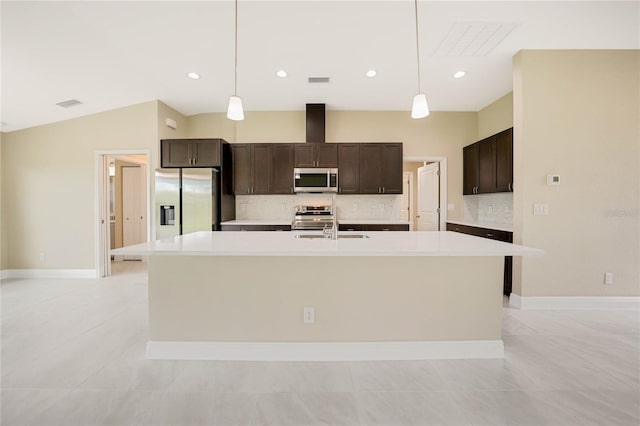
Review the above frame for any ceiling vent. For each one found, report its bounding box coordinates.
[56,99,82,108]
[308,77,330,84]
[434,22,518,57]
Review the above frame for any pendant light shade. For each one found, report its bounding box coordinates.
[227,95,244,121]
[411,0,429,119]
[411,93,429,119]
[227,0,244,121]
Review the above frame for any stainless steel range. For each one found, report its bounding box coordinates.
[291,205,334,231]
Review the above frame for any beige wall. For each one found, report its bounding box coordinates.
[513,50,639,297]
[2,101,158,270]
[157,102,189,151]
[477,92,513,139]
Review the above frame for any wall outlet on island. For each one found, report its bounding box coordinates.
[303,307,315,324]
[604,272,614,285]
[39,252,45,262]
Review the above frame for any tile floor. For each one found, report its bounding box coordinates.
[1,261,639,425]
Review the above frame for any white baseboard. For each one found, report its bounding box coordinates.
[0,270,8,280]
[146,340,505,361]
[3,269,98,279]
[510,293,640,310]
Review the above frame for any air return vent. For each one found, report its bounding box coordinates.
[308,77,330,84]
[56,99,82,108]
[434,22,518,57]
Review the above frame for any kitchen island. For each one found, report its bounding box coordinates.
[112,231,542,361]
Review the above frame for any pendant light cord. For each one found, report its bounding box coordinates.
[414,0,421,93]
[234,0,238,96]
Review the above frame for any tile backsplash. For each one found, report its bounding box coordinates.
[236,194,402,221]
[463,193,513,224]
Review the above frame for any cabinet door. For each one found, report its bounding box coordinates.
[495,128,513,192]
[315,144,338,167]
[379,144,403,194]
[161,140,192,168]
[294,144,315,167]
[338,144,360,193]
[252,144,272,194]
[463,143,479,195]
[231,144,252,195]
[272,144,294,194]
[192,139,220,167]
[478,137,497,193]
[359,144,381,193]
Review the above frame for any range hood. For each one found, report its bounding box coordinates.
[306,103,325,143]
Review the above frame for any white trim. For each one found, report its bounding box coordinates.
[404,156,447,231]
[4,269,97,279]
[510,293,640,310]
[401,171,414,230]
[95,150,151,279]
[0,270,8,280]
[146,339,504,361]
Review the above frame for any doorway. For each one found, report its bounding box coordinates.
[402,157,448,231]
[95,150,150,278]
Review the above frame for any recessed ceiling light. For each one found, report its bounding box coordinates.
[453,71,466,79]
[187,72,200,79]
[366,70,377,78]
[276,70,287,78]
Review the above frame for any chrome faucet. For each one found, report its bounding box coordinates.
[323,194,338,240]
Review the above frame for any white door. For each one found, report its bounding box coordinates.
[400,172,413,230]
[417,162,440,231]
[122,166,146,247]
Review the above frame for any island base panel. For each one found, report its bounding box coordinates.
[148,256,503,346]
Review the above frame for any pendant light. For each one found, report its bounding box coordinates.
[227,0,244,121]
[411,0,430,119]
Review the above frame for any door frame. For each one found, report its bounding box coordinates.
[94,149,151,278]
[401,171,415,230]
[404,156,447,231]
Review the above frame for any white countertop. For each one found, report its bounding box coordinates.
[446,220,513,233]
[112,231,542,257]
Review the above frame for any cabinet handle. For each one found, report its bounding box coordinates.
[508,182,512,191]
[382,187,385,194]
[487,233,494,237]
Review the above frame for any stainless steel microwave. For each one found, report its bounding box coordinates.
[293,168,338,193]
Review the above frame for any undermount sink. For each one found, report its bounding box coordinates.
[294,234,370,239]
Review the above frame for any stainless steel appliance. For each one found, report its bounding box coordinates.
[293,168,338,193]
[155,168,231,239]
[291,205,335,230]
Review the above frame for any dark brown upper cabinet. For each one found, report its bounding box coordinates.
[463,143,479,195]
[161,139,221,168]
[294,144,338,168]
[271,144,295,194]
[359,143,403,194]
[337,144,360,194]
[231,144,272,195]
[463,128,513,194]
[495,128,513,192]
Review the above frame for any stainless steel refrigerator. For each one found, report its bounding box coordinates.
[155,168,233,239]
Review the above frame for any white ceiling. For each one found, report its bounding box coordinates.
[1,1,638,132]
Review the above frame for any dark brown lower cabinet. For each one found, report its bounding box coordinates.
[446,222,513,296]
[338,223,409,232]
[221,224,291,231]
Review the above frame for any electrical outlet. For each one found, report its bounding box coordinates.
[604,272,614,285]
[303,307,315,324]
[533,203,549,215]
[39,252,45,262]
[447,203,454,211]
